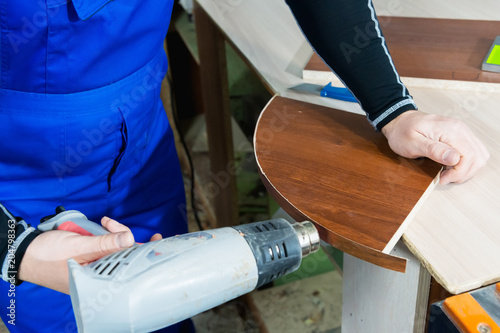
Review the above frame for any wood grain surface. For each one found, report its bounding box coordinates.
[254,96,441,272]
[304,17,500,87]
[401,86,500,294]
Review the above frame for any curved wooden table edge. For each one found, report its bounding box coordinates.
[254,96,407,272]
[258,168,407,272]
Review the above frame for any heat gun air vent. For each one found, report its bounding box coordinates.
[91,245,139,278]
[267,268,288,284]
[93,261,121,276]
[254,221,278,233]
[122,246,139,258]
[268,242,289,261]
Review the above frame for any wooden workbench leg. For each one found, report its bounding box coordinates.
[342,241,431,333]
[194,2,238,227]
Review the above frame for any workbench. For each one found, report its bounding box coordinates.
[193,0,500,331]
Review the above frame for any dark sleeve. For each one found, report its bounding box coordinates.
[0,203,42,285]
[285,0,417,130]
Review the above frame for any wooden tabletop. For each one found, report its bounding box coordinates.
[255,96,441,272]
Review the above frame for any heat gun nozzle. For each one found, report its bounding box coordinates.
[292,221,320,257]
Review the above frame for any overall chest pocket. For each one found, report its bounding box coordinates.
[70,0,116,20]
[45,0,172,93]
[44,0,127,92]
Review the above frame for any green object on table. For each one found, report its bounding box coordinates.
[482,36,500,73]
[486,45,500,65]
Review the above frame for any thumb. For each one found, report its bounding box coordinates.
[76,231,135,263]
[441,149,461,166]
[421,139,461,166]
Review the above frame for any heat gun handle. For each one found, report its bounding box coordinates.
[53,218,110,236]
[38,210,110,236]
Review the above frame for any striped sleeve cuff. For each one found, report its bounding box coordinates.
[369,97,418,131]
[0,204,42,285]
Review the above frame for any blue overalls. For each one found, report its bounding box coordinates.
[0,1,190,331]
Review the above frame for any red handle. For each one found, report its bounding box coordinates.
[57,221,95,236]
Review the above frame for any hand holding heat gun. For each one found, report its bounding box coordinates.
[38,207,320,333]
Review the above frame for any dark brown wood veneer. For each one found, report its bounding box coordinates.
[254,96,442,272]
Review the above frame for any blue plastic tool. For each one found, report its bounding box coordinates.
[288,82,357,103]
[320,83,357,102]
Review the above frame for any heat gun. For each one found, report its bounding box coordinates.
[38,207,320,332]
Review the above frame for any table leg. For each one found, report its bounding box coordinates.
[342,241,431,333]
[194,1,238,227]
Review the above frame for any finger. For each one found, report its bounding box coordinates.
[101,216,132,233]
[150,233,162,242]
[439,158,475,185]
[416,137,461,166]
[439,135,489,184]
[440,168,459,185]
[440,148,489,184]
[76,231,135,264]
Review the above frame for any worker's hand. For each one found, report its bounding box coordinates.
[100,217,163,242]
[18,217,160,294]
[382,111,490,185]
